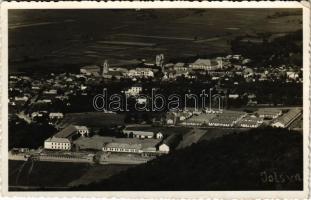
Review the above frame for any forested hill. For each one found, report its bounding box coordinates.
[73,128,303,191]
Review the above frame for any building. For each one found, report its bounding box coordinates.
[54,125,89,139]
[229,94,239,99]
[102,60,109,76]
[14,96,29,102]
[44,137,71,150]
[173,62,187,71]
[74,126,90,137]
[286,71,299,80]
[123,126,164,139]
[156,132,164,139]
[237,115,263,128]
[159,134,181,154]
[44,125,90,150]
[166,112,178,125]
[208,111,246,127]
[189,58,221,71]
[103,143,142,153]
[103,71,123,80]
[102,137,161,156]
[80,65,101,76]
[257,108,282,119]
[137,97,147,104]
[158,143,169,153]
[166,111,193,125]
[123,129,154,139]
[127,68,154,78]
[125,85,142,96]
[156,54,165,68]
[49,112,64,119]
[272,108,302,128]
[181,113,216,127]
[31,111,46,120]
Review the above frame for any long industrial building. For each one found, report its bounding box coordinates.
[272,108,302,128]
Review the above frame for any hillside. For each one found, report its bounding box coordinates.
[9,9,301,74]
[73,128,303,191]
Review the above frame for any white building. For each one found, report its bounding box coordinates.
[43,89,58,95]
[31,112,45,119]
[54,125,89,139]
[44,125,89,150]
[159,143,169,153]
[44,137,71,150]
[102,143,142,153]
[156,132,164,139]
[49,112,64,119]
[137,97,147,104]
[229,94,239,99]
[271,108,302,128]
[238,115,263,128]
[124,130,154,139]
[125,85,142,96]
[127,68,154,78]
[189,58,221,71]
[14,96,29,102]
[74,126,89,137]
[286,71,299,80]
[257,108,282,119]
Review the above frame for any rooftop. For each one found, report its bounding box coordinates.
[257,108,282,115]
[54,125,79,138]
[105,142,142,150]
[274,108,302,126]
[81,65,100,70]
[45,136,71,143]
[74,135,160,150]
[192,59,218,66]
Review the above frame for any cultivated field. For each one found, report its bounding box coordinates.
[9,160,132,189]
[199,127,250,141]
[9,9,302,74]
[57,112,125,129]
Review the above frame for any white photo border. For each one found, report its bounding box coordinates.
[0,1,310,198]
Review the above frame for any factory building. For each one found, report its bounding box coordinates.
[237,115,263,128]
[103,143,142,153]
[102,138,160,156]
[44,125,89,150]
[256,108,282,119]
[44,137,71,150]
[208,111,246,127]
[272,108,302,128]
[123,127,164,139]
[181,113,216,126]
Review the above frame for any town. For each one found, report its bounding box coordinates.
[9,52,303,165]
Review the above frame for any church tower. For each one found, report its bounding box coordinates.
[102,60,109,77]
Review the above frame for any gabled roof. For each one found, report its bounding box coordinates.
[105,142,142,150]
[192,59,211,66]
[45,136,71,143]
[54,125,78,138]
[174,62,185,67]
[81,65,100,70]
[274,108,301,126]
[192,59,219,66]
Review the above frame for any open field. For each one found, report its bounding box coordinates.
[68,164,133,187]
[57,112,125,129]
[9,9,301,74]
[9,160,132,190]
[177,128,206,149]
[9,160,90,188]
[199,128,250,141]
